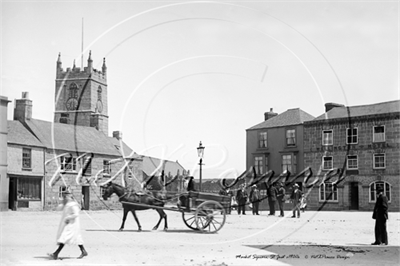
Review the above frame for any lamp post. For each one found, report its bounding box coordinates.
[197,141,205,192]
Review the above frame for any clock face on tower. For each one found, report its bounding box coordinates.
[66,98,78,111]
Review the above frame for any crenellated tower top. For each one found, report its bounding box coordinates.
[56,51,107,82]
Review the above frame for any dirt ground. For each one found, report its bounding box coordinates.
[1,208,399,266]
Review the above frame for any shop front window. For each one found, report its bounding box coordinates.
[17,177,41,201]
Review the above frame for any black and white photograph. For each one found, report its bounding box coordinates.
[1,0,399,265]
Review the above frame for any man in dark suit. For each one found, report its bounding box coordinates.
[372,186,389,245]
[236,183,248,215]
[249,185,260,215]
[267,183,278,216]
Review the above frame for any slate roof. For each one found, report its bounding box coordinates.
[247,108,315,130]
[142,156,186,177]
[313,100,400,121]
[23,118,122,156]
[108,137,137,158]
[7,120,44,148]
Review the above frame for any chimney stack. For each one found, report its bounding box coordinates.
[113,131,122,140]
[14,92,32,122]
[325,102,345,112]
[264,108,278,121]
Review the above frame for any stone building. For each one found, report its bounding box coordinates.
[303,101,400,211]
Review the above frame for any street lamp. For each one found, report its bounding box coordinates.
[197,141,205,192]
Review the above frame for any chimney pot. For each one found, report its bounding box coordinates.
[264,108,278,121]
[113,131,122,140]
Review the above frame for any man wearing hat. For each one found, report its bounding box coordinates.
[249,185,260,215]
[276,182,286,217]
[267,182,278,216]
[290,183,303,218]
[236,183,248,215]
[371,186,389,245]
[48,186,88,260]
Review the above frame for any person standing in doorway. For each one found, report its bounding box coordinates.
[249,185,260,215]
[371,186,388,245]
[48,186,88,260]
[290,184,303,218]
[276,182,286,217]
[236,183,248,215]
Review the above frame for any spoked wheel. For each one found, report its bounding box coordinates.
[182,212,199,231]
[195,200,226,233]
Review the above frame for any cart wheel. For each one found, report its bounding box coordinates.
[195,200,226,233]
[182,212,199,231]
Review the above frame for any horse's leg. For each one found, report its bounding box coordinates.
[153,209,168,231]
[119,208,129,231]
[162,210,168,231]
[131,210,142,232]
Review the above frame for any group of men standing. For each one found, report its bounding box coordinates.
[265,182,303,218]
[222,182,305,217]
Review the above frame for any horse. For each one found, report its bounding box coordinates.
[102,182,169,231]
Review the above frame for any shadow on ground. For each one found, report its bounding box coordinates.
[86,228,200,234]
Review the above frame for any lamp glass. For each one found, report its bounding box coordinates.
[197,141,205,159]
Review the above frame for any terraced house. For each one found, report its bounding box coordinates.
[303,101,400,211]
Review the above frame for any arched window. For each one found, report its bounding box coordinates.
[369,181,391,202]
[97,86,102,101]
[68,83,78,98]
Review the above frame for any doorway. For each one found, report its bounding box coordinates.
[81,186,90,210]
[8,177,17,210]
[350,182,359,210]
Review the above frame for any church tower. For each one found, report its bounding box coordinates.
[54,52,109,134]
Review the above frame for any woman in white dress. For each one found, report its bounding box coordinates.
[48,187,88,260]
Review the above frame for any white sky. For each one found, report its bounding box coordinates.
[2,0,399,180]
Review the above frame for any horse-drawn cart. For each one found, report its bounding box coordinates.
[119,190,231,234]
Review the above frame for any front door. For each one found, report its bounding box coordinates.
[8,177,17,211]
[350,182,359,210]
[81,186,90,210]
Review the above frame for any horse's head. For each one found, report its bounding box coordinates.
[102,182,113,200]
